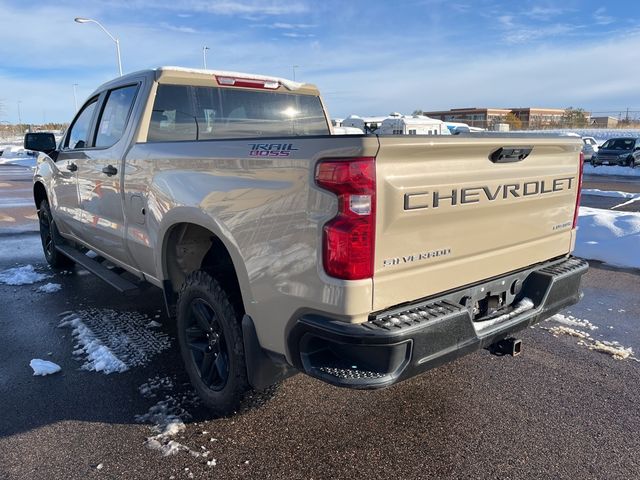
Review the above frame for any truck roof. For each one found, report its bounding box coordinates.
[89,66,318,99]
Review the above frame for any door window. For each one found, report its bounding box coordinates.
[65,98,98,149]
[95,84,139,148]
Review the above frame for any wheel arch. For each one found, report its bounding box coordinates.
[157,208,253,316]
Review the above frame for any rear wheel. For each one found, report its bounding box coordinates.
[38,199,74,269]
[177,270,251,416]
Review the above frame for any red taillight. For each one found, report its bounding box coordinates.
[315,157,376,280]
[573,151,584,228]
[215,75,279,89]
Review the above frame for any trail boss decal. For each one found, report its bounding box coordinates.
[249,143,298,157]
[404,176,575,210]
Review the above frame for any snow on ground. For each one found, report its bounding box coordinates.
[0,265,50,285]
[575,207,640,270]
[543,316,637,361]
[135,375,207,458]
[58,309,171,374]
[514,128,640,143]
[37,282,62,293]
[30,359,61,376]
[583,164,640,177]
[582,189,640,199]
[550,313,598,331]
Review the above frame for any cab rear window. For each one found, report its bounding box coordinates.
[147,84,329,142]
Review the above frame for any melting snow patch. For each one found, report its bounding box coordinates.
[139,375,175,398]
[549,313,598,331]
[135,375,203,457]
[0,265,50,285]
[37,282,62,293]
[582,189,640,199]
[30,359,61,376]
[584,340,634,360]
[583,164,640,177]
[58,309,171,374]
[544,316,637,361]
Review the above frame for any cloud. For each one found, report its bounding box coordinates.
[523,6,569,21]
[159,22,198,34]
[503,23,581,44]
[593,7,613,25]
[281,32,315,38]
[105,0,309,16]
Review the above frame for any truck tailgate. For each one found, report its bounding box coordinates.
[373,135,582,311]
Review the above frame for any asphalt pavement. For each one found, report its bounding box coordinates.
[0,164,639,480]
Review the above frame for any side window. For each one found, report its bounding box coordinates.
[65,98,98,149]
[95,84,139,148]
[147,85,197,142]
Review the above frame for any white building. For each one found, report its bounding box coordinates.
[377,114,451,136]
[341,115,389,134]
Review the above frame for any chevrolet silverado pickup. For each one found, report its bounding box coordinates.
[27,67,587,415]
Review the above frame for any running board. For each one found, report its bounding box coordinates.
[55,245,140,296]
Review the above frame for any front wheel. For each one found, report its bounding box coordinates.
[38,199,74,269]
[177,270,251,416]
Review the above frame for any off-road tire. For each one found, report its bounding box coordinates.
[38,199,74,269]
[177,270,251,416]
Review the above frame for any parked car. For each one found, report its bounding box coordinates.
[581,137,598,161]
[590,137,640,168]
[582,136,598,151]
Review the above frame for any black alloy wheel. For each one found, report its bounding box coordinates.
[185,297,230,391]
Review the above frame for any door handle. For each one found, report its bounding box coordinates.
[66,162,78,172]
[102,165,118,176]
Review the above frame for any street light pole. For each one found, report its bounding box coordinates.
[73,83,79,111]
[292,64,299,81]
[203,46,210,69]
[74,17,123,76]
[17,101,22,126]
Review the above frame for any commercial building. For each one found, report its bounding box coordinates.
[422,108,511,128]
[424,107,567,129]
[590,116,619,128]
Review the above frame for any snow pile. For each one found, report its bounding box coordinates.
[544,317,637,361]
[575,207,640,269]
[547,325,592,340]
[586,340,635,360]
[474,297,535,330]
[135,375,204,458]
[0,265,50,285]
[582,189,640,199]
[37,283,62,293]
[30,359,61,376]
[550,313,598,331]
[583,165,640,177]
[58,309,172,374]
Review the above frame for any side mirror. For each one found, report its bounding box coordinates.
[24,132,57,154]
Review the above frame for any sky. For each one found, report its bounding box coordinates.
[1,0,639,124]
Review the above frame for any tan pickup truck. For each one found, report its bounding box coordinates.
[27,67,587,414]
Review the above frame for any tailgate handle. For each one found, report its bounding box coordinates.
[489,146,533,163]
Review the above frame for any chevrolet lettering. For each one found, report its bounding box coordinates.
[404,176,575,210]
